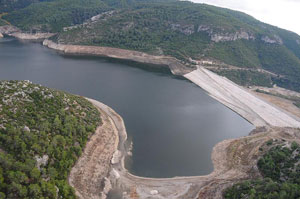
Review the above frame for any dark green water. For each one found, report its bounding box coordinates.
[0,37,254,178]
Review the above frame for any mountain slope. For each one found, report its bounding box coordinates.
[1,0,300,92]
[55,1,300,91]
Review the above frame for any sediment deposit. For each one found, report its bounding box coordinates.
[77,98,300,199]
[42,39,193,75]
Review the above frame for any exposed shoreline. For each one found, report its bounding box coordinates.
[41,39,300,128]
[0,25,55,40]
[42,39,194,76]
[84,98,300,199]
[3,33,300,198]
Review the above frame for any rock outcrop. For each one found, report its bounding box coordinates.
[0,25,20,35]
[196,25,255,42]
[10,32,55,40]
[210,31,255,42]
[261,35,283,44]
[170,23,195,35]
[0,25,55,40]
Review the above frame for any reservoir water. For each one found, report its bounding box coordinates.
[0,37,254,178]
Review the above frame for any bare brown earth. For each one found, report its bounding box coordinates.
[42,39,194,75]
[72,98,300,199]
[250,89,300,119]
[0,25,55,40]
[3,32,300,198]
[68,99,119,199]
[56,48,300,198]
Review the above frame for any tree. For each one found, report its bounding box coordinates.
[30,168,40,182]
[28,184,41,198]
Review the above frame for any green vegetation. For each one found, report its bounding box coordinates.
[56,1,300,91]
[0,0,45,12]
[1,0,300,91]
[0,80,100,198]
[0,19,6,26]
[3,0,110,32]
[211,69,273,87]
[224,141,300,199]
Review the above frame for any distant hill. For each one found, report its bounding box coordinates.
[1,0,300,92]
[0,80,100,198]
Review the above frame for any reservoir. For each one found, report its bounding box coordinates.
[0,37,254,178]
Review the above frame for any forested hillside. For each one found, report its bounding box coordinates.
[224,140,300,198]
[1,0,300,91]
[0,81,100,198]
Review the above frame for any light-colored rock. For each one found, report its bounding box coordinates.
[0,25,20,35]
[261,35,283,44]
[211,31,255,42]
[23,126,30,132]
[197,25,211,33]
[170,23,195,35]
[103,177,112,194]
[150,190,159,195]
[10,32,55,40]
[111,150,121,164]
[111,168,120,179]
[35,155,49,170]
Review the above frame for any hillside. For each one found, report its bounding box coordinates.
[1,1,300,91]
[0,80,100,199]
[224,140,300,198]
[54,1,300,92]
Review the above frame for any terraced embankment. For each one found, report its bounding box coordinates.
[184,66,300,128]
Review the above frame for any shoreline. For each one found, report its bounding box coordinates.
[42,39,194,76]
[0,25,55,40]
[2,27,300,128]
[40,40,300,128]
[85,98,300,199]
[3,32,300,197]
